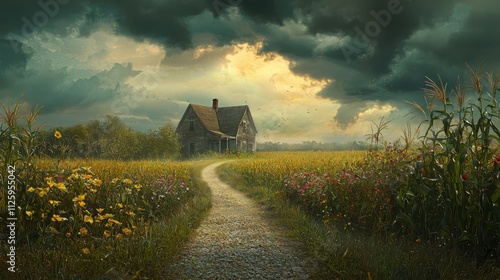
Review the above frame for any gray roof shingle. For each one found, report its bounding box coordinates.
[217,106,248,135]
[189,104,256,137]
[190,104,220,132]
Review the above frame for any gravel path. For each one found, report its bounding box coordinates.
[164,161,316,279]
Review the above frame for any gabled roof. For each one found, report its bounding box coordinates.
[217,106,249,135]
[178,103,257,137]
[190,104,220,131]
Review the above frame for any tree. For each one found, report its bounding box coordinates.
[157,123,180,159]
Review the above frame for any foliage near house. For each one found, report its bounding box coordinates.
[45,115,180,160]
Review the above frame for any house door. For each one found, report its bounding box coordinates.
[189,143,195,156]
[210,141,219,152]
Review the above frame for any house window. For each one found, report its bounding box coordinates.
[188,120,195,131]
[242,121,248,133]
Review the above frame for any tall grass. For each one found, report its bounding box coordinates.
[400,66,500,264]
[223,66,500,278]
[0,101,212,279]
[220,156,496,279]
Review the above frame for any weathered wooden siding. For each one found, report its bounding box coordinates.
[236,111,256,152]
[177,103,257,156]
[177,106,206,156]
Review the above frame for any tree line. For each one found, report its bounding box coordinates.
[43,115,180,160]
[257,140,369,151]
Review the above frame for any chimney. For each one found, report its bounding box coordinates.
[212,98,219,111]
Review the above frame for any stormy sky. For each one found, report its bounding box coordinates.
[1,0,499,143]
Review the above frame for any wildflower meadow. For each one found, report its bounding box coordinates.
[0,101,202,278]
[226,67,500,278]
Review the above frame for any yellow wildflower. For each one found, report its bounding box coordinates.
[78,201,86,208]
[133,184,142,190]
[37,187,49,197]
[102,213,114,219]
[116,233,123,240]
[82,248,90,254]
[107,218,122,226]
[49,200,61,206]
[122,228,132,236]
[82,174,93,179]
[96,208,104,214]
[84,215,94,224]
[25,211,34,218]
[127,211,135,217]
[56,183,68,192]
[79,227,88,235]
[72,194,86,202]
[27,187,35,192]
[122,179,133,184]
[117,203,123,209]
[54,130,62,139]
[51,214,67,222]
[81,167,91,172]
[90,178,102,187]
[47,180,56,188]
[103,230,111,238]
[90,188,97,193]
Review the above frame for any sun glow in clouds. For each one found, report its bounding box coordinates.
[25,28,393,143]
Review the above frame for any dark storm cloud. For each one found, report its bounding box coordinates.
[1,62,140,114]
[0,0,209,50]
[93,0,206,49]
[283,0,500,127]
[258,29,316,59]
[0,39,31,88]
[435,7,500,68]
[2,0,500,130]
[207,0,294,25]
[0,0,86,38]
[3,0,498,68]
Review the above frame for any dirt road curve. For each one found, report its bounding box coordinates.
[164,161,315,279]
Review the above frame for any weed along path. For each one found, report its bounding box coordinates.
[164,161,315,279]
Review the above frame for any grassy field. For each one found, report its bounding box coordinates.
[1,150,499,279]
[0,158,215,279]
[220,151,500,279]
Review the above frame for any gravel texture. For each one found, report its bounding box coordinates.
[164,161,316,279]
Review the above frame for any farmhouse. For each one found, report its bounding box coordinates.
[176,99,257,156]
